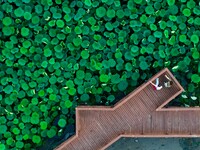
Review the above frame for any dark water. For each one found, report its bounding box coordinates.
[107,138,200,150]
[37,124,75,150]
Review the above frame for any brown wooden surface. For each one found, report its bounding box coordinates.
[55,68,195,150]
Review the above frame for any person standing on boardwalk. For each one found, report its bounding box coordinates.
[150,78,163,90]
[164,74,173,88]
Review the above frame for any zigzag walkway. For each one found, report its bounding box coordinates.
[56,68,185,150]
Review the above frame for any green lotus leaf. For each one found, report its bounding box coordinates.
[100,74,109,82]
[68,88,76,96]
[139,61,149,70]
[154,2,161,10]
[154,31,162,38]
[131,71,139,80]
[159,50,166,58]
[16,141,24,149]
[65,100,72,108]
[169,35,176,45]
[3,17,12,26]
[194,17,200,25]
[114,1,120,7]
[3,85,13,94]
[44,48,52,57]
[2,26,13,36]
[14,7,24,17]
[88,17,96,25]
[56,20,65,28]
[49,58,55,64]
[58,119,67,128]
[49,76,57,84]
[54,45,62,53]
[187,83,195,93]
[145,6,154,15]
[0,144,5,150]
[63,6,71,13]
[146,17,155,25]
[167,0,175,6]
[179,23,186,30]
[74,26,82,34]
[21,27,29,37]
[73,37,82,47]
[149,24,157,31]
[47,128,56,138]
[38,90,45,97]
[12,128,20,135]
[159,21,167,29]
[0,125,7,134]
[116,9,124,18]
[80,93,89,101]
[35,5,43,14]
[177,61,188,72]
[148,35,156,43]
[20,47,28,54]
[191,34,199,44]
[187,18,193,24]
[21,82,29,91]
[183,8,191,17]
[32,135,41,144]
[40,105,47,112]
[92,41,101,49]
[76,70,85,80]
[107,95,115,102]
[84,0,92,6]
[192,51,199,59]
[21,115,30,123]
[179,35,187,42]
[81,50,89,59]
[40,121,48,130]
[31,117,39,124]
[169,5,179,15]
[169,15,177,22]
[66,80,74,88]
[106,9,115,18]
[105,22,113,31]
[131,45,139,53]
[49,94,56,101]
[64,14,71,22]
[191,74,200,83]
[194,7,200,15]
[118,80,128,91]
[31,98,38,105]
[32,16,40,24]
[48,20,56,27]
[115,52,122,58]
[53,62,60,69]
[125,63,133,71]
[51,38,59,45]
[108,59,116,67]
[6,137,14,145]
[41,61,48,68]
[127,0,134,10]
[187,0,195,8]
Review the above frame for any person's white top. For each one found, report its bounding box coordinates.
[156,85,163,90]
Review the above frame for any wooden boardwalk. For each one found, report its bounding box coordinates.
[55,68,200,150]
